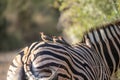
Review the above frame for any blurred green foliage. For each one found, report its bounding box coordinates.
[55,0,120,43]
[0,0,60,51]
[0,0,120,51]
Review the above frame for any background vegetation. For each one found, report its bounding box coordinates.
[0,0,120,79]
[0,0,61,51]
[55,0,120,43]
[0,0,120,50]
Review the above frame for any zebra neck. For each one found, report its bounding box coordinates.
[84,22,120,75]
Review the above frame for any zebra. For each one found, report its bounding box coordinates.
[7,39,105,80]
[7,21,120,80]
[7,33,105,80]
[82,21,120,78]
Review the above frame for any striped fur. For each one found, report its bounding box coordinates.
[82,21,120,76]
[7,41,108,80]
[7,47,28,80]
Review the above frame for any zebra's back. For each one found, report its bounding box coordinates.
[7,41,108,80]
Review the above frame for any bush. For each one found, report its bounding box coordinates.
[55,0,120,43]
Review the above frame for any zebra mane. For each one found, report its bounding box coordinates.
[82,20,120,42]
[89,20,120,32]
[40,32,71,46]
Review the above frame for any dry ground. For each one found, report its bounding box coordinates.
[0,51,16,80]
[0,51,119,80]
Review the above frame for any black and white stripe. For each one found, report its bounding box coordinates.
[7,41,107,80]
[82,21,120,76]
[7,47,28,80]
